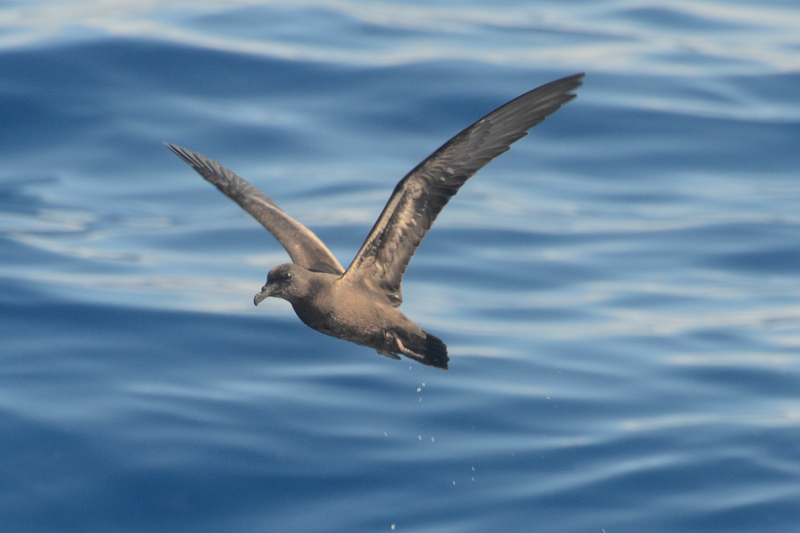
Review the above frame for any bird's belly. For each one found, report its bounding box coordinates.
[291,298,400,347]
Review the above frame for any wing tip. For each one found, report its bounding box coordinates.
[163,141,182,155]
[560,72,586,90]
[533,72,585,103]
[163,141,200,168]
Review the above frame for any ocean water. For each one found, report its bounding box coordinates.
[2,1,800,531]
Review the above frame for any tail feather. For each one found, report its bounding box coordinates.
[379,330,449,370]
[422,331,449,370]
[401,331,449,370]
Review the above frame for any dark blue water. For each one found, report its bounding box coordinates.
[2,1,800,531]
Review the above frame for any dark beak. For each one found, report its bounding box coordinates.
[254,285,273,306]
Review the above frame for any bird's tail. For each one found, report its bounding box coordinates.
[405,331,449,370]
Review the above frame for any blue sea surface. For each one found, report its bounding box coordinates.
[2,1,800,531]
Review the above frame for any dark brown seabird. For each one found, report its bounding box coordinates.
[165,73,584,370]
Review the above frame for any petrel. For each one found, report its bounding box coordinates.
[165,73,583,370]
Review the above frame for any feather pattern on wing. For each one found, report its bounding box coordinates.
[342,73,584,306]
[165,143,344,275]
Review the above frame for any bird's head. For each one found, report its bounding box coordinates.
[253,263,309,306]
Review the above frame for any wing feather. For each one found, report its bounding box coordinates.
[342,73,584,306]
[165,143,344,275]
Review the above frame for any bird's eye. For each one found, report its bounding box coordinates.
[286,272,293,279]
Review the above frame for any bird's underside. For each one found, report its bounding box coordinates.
[165,73,584,369]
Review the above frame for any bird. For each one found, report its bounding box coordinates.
[165,73,583,370]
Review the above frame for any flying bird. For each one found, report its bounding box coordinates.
[165,73,583,370]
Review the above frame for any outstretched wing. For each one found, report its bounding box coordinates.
[341,73,584,306]
[165,143,344,275]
